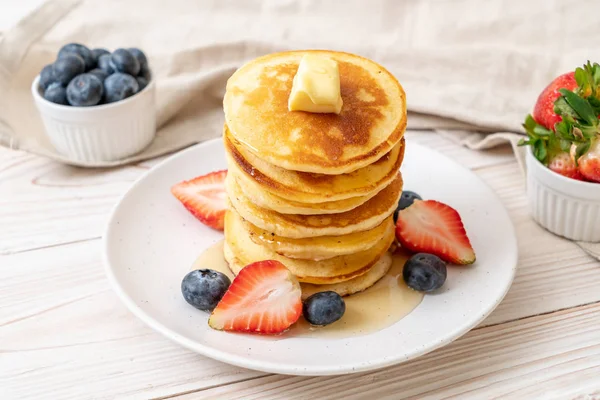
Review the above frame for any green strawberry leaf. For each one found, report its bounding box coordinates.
[559,88,598,126]
[554,97,579,119]
[575,141,591,163]
[533,140,548,164]
[524,114,537,131]
[559,139,572,152]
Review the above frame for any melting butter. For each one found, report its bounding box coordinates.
[288,54,343,114]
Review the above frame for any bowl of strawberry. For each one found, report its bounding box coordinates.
[31,43,156,163]
[520,61,600,242]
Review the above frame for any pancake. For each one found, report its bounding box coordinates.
[226,172,402,238]
[224,210,395,284]
[300,252,392,299]
[225,126,405,203]
[223,50,407,174]
[242,214,394,260]
[229,167,378,215]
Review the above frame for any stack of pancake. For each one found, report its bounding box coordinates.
[222,50,407,298]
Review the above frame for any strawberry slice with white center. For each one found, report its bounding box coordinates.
[171,170,228,230]
[395,200,476,265]
[209,260,302,334]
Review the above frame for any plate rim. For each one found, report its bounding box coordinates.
[103,137,518,376]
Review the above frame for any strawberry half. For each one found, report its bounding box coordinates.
[533,71,577,131]
[395,200,475,265]
[171,170,228,230]
[548,151,584,181]
[209,260,302,334]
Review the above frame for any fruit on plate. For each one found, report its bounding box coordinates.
[395,200,476,265]
[181,269,231,311]
[209,260,302,334]
[393,190,422,223]
[520,61,600,183]
[171,170,228,230]
[302,291,346,326]
[403,253,447,292]
[39,43,151,106]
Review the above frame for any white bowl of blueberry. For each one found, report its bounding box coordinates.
[32,43,156,163]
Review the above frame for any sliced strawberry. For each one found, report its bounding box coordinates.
[209,260,302,334]
[395,200,475,265]
[548,152,584,181]
[533,71,577,131]
[171,170,228,230]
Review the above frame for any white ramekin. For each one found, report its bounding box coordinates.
[32,75,156,163]
[526,147,600,242]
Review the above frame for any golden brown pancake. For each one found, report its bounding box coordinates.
[229,166,379,215]
[224,126,405,203]
[300,252,392,299]
[226,172,402,238]
[223,50,407,174]
[224,210,395,284]
[242,214,394,260]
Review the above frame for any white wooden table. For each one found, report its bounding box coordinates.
[3,129,600,399]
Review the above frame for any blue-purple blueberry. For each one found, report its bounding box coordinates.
[88,68,109,82]
[66,73,103,106]
[110,48,140,76]
[182,269,231,311]
[136,76,149,91]
[52,53,85,86]
[403,253,447,292]
[90,48,110,65]
[303,291,345,326]
[103,73,139,103]
[97,54,115,75]
[127,48,148,72]
[43,82,68,105]
[57,43,95,70]
[39,64,55,90]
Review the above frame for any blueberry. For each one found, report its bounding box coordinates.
[103,73,139,103]
[181,269,231,311]
[52,53,85,86]
[393,190,423,222]
[39,64,55,90]
[43,82,68,105]
[110,48,140,76]
[57,43,95,71]
[139,64,152,80]
[97,54,115,75]
[66,74,103,106]
[403,253,447,292]
[303,291,345,326]
[127,48,148,72]
[91,48,110,65]
[88,68,109,82]
[136,76,149,91]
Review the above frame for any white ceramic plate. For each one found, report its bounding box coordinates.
[104,138,518,376]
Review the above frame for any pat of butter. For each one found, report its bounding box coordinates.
[288,55,343,114]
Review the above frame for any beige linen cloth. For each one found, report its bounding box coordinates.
[2,0,600,256]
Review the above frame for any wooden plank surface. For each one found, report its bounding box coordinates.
[2,130,600,399]
[190,303,600,400]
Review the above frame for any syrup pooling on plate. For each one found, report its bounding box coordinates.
[190,240,423,339]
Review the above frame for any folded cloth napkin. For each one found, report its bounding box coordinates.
[1,0,600,255]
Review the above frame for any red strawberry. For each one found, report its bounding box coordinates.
[577,140,600,183]
[209,260,302,334]
[548,151,584,180]
[395,200,475,265]
[171,170,228,230]
[533,71,577,131]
